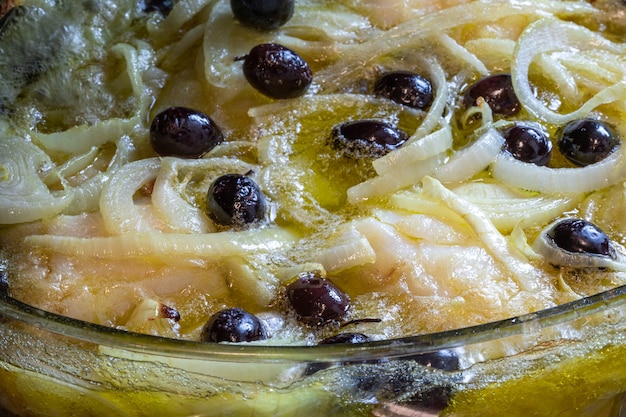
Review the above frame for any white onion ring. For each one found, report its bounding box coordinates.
[512,18,626,125]
[491,146,626,194]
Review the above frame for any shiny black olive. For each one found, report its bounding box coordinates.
[557,118,619,166]
[319,332,372,345]
[141,0,174,15]
[241,43,312,99]
[331,120,409,159]
[304,332,373,375]
[501,123,552,166]
[547,218,611,257]
[286,271,351,326]
[150,107,224,158]
[230,0,294,30]
[200,307,267,343]
[206,173,267,227]
[463,73,521,116]
[374,71,434,110]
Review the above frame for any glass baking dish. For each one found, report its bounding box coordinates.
[1,283,625,417]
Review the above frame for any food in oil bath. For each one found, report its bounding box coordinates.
[200,307,268,343]
[501,123,552,166]
[241,43,312,99]
[230,0,294,30]
[557,118,619,166]
[547,218,611,257]
[374,71,434,110]
[286,271,351,326]
[206,173,267,227]
[463,73,521,116]
[149,107,224,158]
[330,120,409,159]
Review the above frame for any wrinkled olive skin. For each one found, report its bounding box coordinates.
[231,0,294,30]
[547,218,611,257]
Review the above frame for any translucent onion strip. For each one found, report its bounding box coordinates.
[0,137,72,224]
[148,0,216,45]
[314,0,597,93]
[373,125,453,175]
[100,158,161,235]
[421,176,546,293]
[491,147,626,194]
[315,228,376,273]
[433,128,504,184]
[32,117,142,155]
[62,135,137,215]
[512,18,626,124]
[452,183,581,233]
[24,227,296,261]
[347,153,444,203]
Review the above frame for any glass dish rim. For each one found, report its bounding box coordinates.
[1,284,626,363]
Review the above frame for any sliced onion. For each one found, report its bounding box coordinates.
[512,18,626,124]
[409,58,448,141]
[433,127,504,184]
[373,125,453,175]
[24,227,296,261]
[152,158,216,234]
[32,117,141,154]
[421,176,546,293]
[99,158,161,235]
[347,153,444,204]
[0,137,73,224]
[491,146,626,194]
[437,33,488,76]
[315,228,376,273]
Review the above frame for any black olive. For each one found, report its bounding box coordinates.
[286,271,351,326]
[374,71,434,110]
[319,332,372,345]
[241,43,312,99]
[547,218,611,257]
[230,0,294,31]
[200,307,267,343]
[501,123,552,166]
[557,118,619,166]
[463,73,521,116]
[330,120,409,159]
[141,0,174,15]
[150,107,224,158]
[206,173,267,227]
[304,332,373,375]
